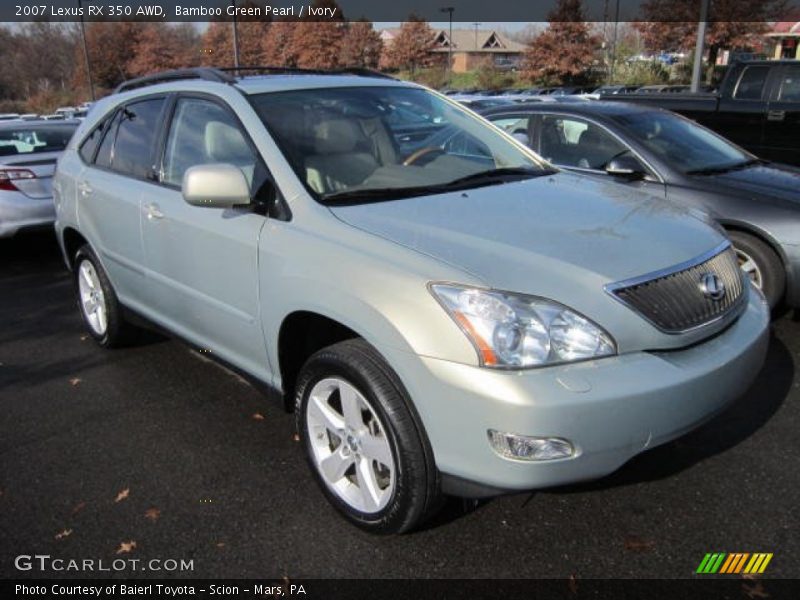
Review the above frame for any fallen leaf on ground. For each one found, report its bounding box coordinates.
[742,581,769,599]
[69,378,82,386]
[567,574,578,595]
[54,528,73,540]
[114,488,130,503]
[116,540,137,554]
[291,433,300,442]
[144,507,160,522]
[623,536,655,552]
[216,542,226,549]
[80,335,88,341]
[71,501,86,515]
[252,413,265,421]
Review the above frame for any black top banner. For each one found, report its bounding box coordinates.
[3,0,798,23]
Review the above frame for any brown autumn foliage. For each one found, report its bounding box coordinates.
[340,20,383,69]
[262,20,299,66]
[635,0,787,81]
[521,0,600,85]
[201,21,234,67]
[128,23,200,77]
[381,17,435,73]
[72,22,147,91]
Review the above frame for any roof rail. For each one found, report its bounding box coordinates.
[217,66,396,80]
[114,68,237,94]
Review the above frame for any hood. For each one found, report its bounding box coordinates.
[690,162,800,207]
[330,172,729,352]
[330,172,723,292]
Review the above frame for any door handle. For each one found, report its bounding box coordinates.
[767,110,785,122]
[78,181,92,196]
[144,203,164,220]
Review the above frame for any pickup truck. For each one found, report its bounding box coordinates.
[602,60,800,166]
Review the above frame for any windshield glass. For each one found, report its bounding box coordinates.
[250,86,544,201]
[0,123,77,156]
[614,111,749,173]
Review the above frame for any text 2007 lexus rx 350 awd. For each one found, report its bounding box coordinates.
[53,69,769,533]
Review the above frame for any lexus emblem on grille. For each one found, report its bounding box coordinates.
[700,273,726,301]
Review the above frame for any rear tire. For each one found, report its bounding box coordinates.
[728,231,785,309]
[73,244,136,348]
[295,339,441,534]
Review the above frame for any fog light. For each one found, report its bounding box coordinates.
[487,429,574,461]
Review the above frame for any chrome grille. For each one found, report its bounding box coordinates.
[606,243,746,333]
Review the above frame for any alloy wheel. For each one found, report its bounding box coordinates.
[77,260,108,336]
[305,377,395,513]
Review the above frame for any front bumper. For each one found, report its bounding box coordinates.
[385,289,769,494]
[0,191,55,238]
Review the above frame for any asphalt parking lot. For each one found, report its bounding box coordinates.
[0,232,798,580]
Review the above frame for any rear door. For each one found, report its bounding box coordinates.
[76,97,167,305]
[764,64,800,166]
[140,94,270,376]
[716,64,777,158]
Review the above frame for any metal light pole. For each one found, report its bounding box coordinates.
[440,7,454,83]
[691,0,711,92]
[77,0,95,101]
[231,0,240,68]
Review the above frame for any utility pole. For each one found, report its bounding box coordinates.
[473,22,481,50]
[691,0,710,92]
[440,7,454,83]
[608,0,620,83]
[231,0,240,68]
[77,0,95,101]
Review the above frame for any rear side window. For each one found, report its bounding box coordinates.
[111,98,166,178]
[94,111,121,169]
[79,117,111,163]
[734,66,769,100]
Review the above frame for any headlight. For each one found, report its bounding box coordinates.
[430,284,616,368]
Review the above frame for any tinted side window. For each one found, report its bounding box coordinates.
[734,66,769,100]
[540,115,627,169]
[778,66,800,101]
[161,98,257,187]
[79,115,111,163]
[111,98,165,178]
[94,111,121,169]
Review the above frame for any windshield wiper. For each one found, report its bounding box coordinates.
[437,167,553,189]
[321,167,552,205]
[322,186,435,205]
[686,158,762,176]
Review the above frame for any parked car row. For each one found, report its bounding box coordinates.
[443,83,712,99]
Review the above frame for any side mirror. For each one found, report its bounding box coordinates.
[182,164,251,209]
[605,155,647,180]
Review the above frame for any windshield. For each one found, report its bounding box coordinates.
[614,111,750,174]
[0,123,77,156]
[250,86,545,202]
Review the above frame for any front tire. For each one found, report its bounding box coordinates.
[295,339,441,534]
[73,245,135,348]
[728,231,785,309]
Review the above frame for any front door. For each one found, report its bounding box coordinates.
[141,96,269,376]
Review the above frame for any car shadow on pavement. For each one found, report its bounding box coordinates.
[421,330,794,531]
[552,330,795,493]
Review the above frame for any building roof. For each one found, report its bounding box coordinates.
[380,28,526,54]
[431,29,527,54]
[769,16,800,35]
